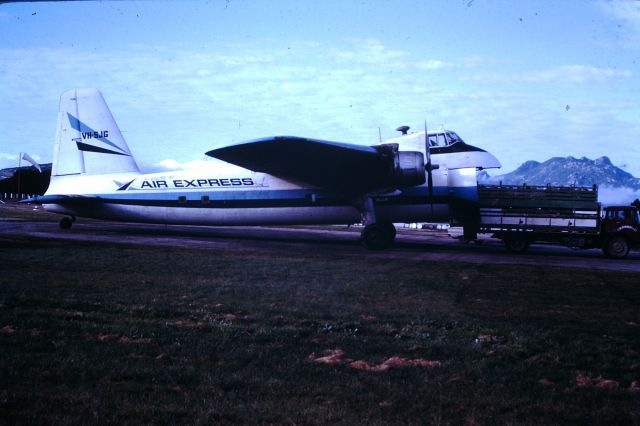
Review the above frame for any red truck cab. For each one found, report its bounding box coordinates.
[601,205,640,258]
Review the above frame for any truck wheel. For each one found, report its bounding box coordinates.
[603,236,629,259]
[505,235,529,253]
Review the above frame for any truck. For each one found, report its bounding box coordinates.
[474,184,640,258]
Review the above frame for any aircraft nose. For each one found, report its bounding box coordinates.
[450,144,501,170]
[478,149,501,170]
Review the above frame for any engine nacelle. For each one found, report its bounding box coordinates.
[393,151,426,188]
[373,143,426,189]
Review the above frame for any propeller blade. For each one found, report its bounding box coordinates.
[424,120,433,198]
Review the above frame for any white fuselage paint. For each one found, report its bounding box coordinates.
[43,147,495,226]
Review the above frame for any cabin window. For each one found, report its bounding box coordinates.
[178,195,187,204]
[201,195,210,204]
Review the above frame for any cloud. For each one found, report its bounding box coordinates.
[0,37,638,179]
[598,185,640,206]
[598,0,640,46]
[463,65,631,85]
[0,153,18,161]
[414,60,454,71]
[328,38,459,75]
[331,38,407,65]
[145,158,245,174]
[156,159,210,170]
[521,65,631,84]
[602,0,640,23]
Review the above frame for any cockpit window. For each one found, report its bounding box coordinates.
[428,133,447,147]
[428,131,465,147]
[446,131,465,145]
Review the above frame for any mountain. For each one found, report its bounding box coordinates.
[479,156,640,190]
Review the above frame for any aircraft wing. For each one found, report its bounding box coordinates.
[206,136,421,194]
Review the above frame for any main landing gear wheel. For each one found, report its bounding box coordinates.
[603,236,630,259]
[361,223,396,250]
[59,216,75,230]
[504,235,530,254]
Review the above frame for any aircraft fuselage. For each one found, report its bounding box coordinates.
[43,163,460,226]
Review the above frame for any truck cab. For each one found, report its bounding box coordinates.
[601,205,640,258]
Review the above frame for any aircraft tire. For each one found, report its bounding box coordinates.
[603,236,629,259]
[381,222,397,242]
[59,217,73,230]
[361,223,393,250]
[504,235,529,254]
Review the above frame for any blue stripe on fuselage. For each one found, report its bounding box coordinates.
[81,185,475,209]
[446,185,478,202]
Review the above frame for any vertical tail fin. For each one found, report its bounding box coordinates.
[52,88,140,176]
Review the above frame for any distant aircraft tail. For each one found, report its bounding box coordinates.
[51,88,140,177]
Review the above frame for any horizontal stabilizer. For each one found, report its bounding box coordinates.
[20,194,97,205]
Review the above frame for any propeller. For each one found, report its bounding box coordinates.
[424,121,433,197]
[424,121,440,207]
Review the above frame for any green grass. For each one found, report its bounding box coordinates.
[1,212,640,424]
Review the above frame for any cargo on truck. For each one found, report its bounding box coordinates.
[470,184,640,258]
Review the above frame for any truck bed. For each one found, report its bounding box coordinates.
[477,184,600,235]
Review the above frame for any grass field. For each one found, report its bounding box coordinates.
[1,207,639,424]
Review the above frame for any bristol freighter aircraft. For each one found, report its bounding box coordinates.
[26,88,500,249]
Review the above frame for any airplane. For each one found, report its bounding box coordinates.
[24,88,500,249]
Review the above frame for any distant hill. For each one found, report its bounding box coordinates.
[479,156,640,190]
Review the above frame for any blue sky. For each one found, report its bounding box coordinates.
[1,0,639,178]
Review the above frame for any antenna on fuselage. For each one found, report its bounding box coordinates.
[396,125,410,135]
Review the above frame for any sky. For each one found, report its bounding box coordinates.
[0,0,639,178]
